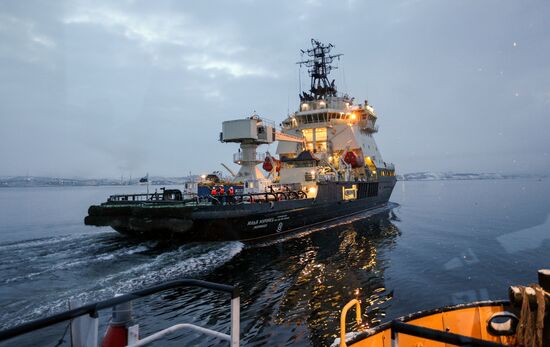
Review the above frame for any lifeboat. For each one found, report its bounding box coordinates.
[343,151,363,169]
[262,156,280,172]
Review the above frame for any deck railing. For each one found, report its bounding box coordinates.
[233,152,265,163]
[389,320,506,347]
[0,279,240,347]
[106,190,309,206]
[108,193,163,202]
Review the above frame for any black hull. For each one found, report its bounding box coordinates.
[85,178,396,241]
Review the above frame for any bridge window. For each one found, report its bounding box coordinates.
[315,128,327,141]
[302,128,328,153]
[302,128,314,142]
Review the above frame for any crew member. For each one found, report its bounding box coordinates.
[211,186,217,195]
[219,186,225,195]
[228,186,235,195]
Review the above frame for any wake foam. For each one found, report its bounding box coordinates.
[1,241,243,329]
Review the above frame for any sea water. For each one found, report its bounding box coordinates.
[0,178,548,346]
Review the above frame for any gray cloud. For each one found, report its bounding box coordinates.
[1,0,549,178]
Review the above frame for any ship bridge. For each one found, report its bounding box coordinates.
[282,98,378,134]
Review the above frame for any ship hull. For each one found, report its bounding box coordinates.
[85,178,396,242]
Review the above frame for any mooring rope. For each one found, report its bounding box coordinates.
[515,284,546,347]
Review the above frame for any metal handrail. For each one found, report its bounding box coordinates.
[391,320,507,347]
[127,323,231,347]
[340,299,362,347]
[105,189,310,206]
[108,192,166,202]
[0,279,240,345]
[211,190,308,204]
[233,152,265,163]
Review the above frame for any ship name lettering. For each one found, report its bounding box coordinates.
[248,214,289,226]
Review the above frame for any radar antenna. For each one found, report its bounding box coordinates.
[297,39,343,101]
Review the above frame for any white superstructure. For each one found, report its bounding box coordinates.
[277,95,394,177]
[220,39,395,196]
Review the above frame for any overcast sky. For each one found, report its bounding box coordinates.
[1,0,549,178]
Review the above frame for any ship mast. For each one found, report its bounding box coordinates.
[297,39,343,101]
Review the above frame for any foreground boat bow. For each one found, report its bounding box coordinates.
[335,269,550,347]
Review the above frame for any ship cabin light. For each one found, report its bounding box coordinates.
[342,185,358,200]
[301,103,310,111]
[200,174,207,179]
[307,186,317,196]
[319,100,326,108]
[309,170,317,180]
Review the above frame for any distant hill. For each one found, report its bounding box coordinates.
[396,172,540,181]
[0,176,194,188]
[0,172,544,187]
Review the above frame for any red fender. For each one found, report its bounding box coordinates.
[102,325,127,347]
